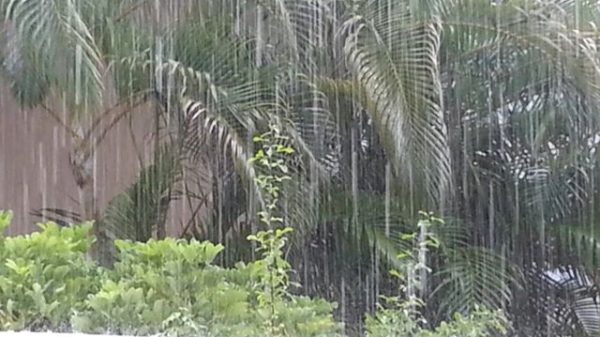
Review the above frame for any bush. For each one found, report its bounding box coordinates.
[73,236,341,337]
[366,304,508,337]
[0,209,509,337]
[0,210,341,337]
[72,238,255,336]
[364,212,509,337]
[0,211,101,331]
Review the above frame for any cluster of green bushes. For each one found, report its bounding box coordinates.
[0,210,508,337]
[0,211,340,337]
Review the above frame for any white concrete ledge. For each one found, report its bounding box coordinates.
[0,333,144,337]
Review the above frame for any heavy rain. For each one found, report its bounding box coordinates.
[0,1,599,337]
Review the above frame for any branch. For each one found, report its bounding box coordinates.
[127,115,145,168]
[39,104,80,140]
[90,95,150,157]
[73,91,153,163]
[180,181,210,238]
[84,90,152,142]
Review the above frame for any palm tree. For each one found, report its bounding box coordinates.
[0,0,339,266]
[436,1,600,335]
[166,1,600,334]
[0,0,187,264]
[278,0,600,334]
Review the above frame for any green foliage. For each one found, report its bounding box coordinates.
[71,238,241,336]
[248,226,341,337]
[0,0,104,111]
[366,305,508,337]
[99,143,183,266]
[0,210,339,337]
[250,125,295,229]
[246,125,340,337]
[0,206,512,337]
[0,211,101,331]
[247,228,294,335]
[70,234,340,337]
[245,227,341,337]
[366,212,509,337]
[368,212,442,333]
[423,309,508,337]
[249,125,295,328]
[0,211,11,237]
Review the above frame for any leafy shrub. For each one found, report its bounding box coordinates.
[0,210,101,331]
[366,304,508,337]
[72,238,252,336]
[365,213,509,337]
[70,234,340,337]
[0,209,509,337]
[0,210,340,337]
[246,228,341,337]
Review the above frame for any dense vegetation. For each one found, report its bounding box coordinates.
[0,210,342,336]
[2,0,600,336]
[0,210,507,337]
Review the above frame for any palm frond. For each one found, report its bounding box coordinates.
[430,246,517,320]
[443,0,600,130]
[319,190,415,269]
[522,265,600,337]
[29,208,82,227]
[101,143,182,243]
[336,0,451,206]
[0,0,104,110]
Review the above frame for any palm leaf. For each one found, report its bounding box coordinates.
[29,208,82,227]
[522,265,600,337]
[335,0,451,206]
[430,246,517,320]
[0,0,104,111]
[101,143,182,243]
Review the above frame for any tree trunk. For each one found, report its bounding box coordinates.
[69,147,114,267]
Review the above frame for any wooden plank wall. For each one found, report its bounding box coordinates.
[0,82,206,237]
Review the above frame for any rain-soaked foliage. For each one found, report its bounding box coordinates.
[2,0,600,336]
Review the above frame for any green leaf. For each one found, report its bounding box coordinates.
[0,210,13,235]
